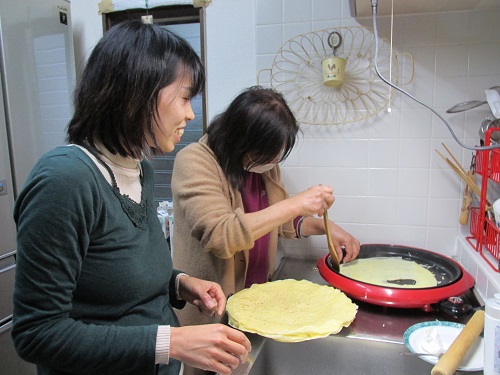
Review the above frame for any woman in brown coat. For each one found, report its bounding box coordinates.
[172,87,361,374]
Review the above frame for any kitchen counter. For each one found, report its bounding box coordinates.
[229,256,484,375]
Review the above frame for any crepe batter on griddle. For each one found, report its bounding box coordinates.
[340,257,437,288]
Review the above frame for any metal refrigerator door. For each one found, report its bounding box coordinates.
[0,24,17,326]
[0,0,76,196]
[0,48,16,261]
[0,24,36,375]
[0,72,38,375]
[0,254,15,323]
[0,2,73,373]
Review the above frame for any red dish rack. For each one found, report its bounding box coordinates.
[466,127,500,272]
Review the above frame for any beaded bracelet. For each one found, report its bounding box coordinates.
[175,273,188,300]
[296,216,309,238]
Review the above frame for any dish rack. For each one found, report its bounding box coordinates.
[466,127,500,272]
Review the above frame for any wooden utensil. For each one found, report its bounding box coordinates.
[435,149,481,197]
[323,210,340,273]
[430,310,485,375]
[459,169,474,225]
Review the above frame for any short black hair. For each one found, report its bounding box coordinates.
[67,20,205,158]
[207,86,299,190]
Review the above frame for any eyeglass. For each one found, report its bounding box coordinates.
[274,149,285,162]
[248,149,285,165]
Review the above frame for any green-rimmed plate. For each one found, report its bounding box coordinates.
[403,320,484,371]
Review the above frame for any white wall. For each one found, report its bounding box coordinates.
[249,0,500,299]
[204,0,256,121]
[70,0,103,78]
[250,0,500,259]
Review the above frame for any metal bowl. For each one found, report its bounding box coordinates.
[479,118,500,144]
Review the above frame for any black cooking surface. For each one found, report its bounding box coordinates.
[326,243,463,287]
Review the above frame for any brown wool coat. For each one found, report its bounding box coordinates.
[171,135,297,328]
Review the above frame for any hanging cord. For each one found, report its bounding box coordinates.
[386,0,394,113]
[370,0,500,151]
[142,0,153,24]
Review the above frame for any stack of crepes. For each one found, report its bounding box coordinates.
[226,279,358,342]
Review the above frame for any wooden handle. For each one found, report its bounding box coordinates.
[459,172,474,225]
[323,211,340,270]
[431,310,485,375]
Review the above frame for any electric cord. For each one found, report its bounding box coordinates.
[370,0,500,151]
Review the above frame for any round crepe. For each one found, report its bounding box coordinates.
[226,279,357,342]
[339,257,437,288]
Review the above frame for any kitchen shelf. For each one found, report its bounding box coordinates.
[466,127,500,272]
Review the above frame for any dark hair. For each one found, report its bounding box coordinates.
[207,86,299,190]
[67,20,205,158]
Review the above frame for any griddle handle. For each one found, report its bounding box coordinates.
[340,246,347,264]
[386,278,417,285]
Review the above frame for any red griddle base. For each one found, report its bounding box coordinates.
[317,249,475,310]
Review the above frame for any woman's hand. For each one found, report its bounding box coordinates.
[177,275,226,317]
[300,216,361,262]
[291,184,335,217]
[327,221,360,263]
[170,324,252,375]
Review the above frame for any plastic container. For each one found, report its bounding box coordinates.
[157,201,174,258]
[157,201,170,239]
[485,293,500,374]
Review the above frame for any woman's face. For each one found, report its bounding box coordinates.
[153,76,195,153]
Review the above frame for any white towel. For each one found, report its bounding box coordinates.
[98,0,212,14]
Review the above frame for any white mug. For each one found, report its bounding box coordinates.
[321,56,347,87]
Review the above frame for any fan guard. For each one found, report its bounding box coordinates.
[264,26,405,125]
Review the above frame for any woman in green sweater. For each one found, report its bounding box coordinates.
[12,20,250,375]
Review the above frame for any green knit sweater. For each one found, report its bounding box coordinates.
[12,146,185,375]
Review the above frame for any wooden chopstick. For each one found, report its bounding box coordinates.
[439,144,484,199]
[436,146,493,218]
[441,143,469,176]
[435,150,482,197]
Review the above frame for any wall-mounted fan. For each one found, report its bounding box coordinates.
[260,26,411,125]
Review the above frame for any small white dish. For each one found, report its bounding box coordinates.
[403,321,484,371]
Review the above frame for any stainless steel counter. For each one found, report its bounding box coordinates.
[229,256,483,375]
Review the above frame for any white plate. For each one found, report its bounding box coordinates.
[403,321,484,371]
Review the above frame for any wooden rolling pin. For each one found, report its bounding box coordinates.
[431,310,485,375]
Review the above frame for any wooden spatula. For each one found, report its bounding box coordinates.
[323,210,340,272]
